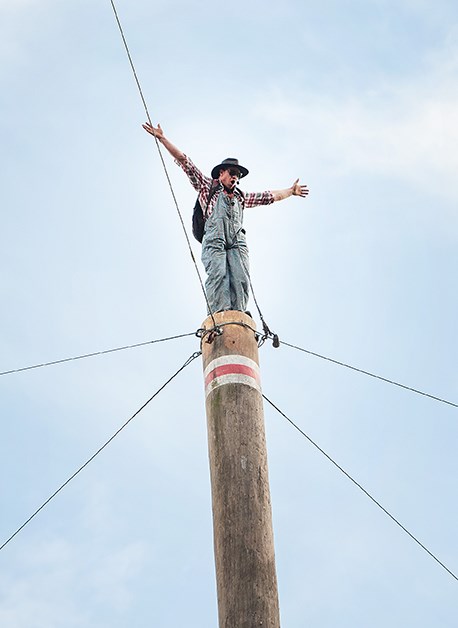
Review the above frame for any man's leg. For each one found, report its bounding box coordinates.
[201,233,231,312]
[227,238,250,312]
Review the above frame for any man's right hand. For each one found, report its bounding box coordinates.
[142,122,164,140]
[141,122,186,163]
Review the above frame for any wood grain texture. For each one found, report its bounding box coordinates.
[202,311,280,628]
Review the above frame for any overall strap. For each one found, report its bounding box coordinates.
[203,180,220,218]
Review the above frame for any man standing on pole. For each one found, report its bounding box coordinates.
[143,122,309,314]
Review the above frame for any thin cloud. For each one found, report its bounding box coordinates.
[253,39,458,202]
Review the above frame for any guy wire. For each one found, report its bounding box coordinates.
[0,331,196,377]
[281,340,458,408]
[108,0,217,327]
[0,350,201,552]
[263,393,458,583]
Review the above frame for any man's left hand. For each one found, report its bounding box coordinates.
[291,179,309,197]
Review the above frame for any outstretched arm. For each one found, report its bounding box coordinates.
[271,179,309,202]
[142,122,186,163]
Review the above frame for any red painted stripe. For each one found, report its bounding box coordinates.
[205,363,259,388]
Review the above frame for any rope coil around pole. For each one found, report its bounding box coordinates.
[196,320,260,346]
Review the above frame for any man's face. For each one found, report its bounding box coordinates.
[219,167,241,189]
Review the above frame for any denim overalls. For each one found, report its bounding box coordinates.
[201,189,249,313]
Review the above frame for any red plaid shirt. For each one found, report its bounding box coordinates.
[176,155,275,218]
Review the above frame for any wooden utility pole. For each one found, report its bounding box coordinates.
[201,310,280,628]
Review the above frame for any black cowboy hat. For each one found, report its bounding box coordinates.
[211,157,249,180]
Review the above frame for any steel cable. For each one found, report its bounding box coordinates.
[281,340,457,409]
[263,393,458,583]
[108,0,216,326]
[0,332,197,377]
[0,350,201,552]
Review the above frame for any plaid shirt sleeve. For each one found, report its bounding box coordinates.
[243,191,275,208]
[175,155,213,204]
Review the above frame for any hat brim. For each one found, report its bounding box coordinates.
[211,163,249,179]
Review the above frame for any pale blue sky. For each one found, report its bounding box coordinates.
[1,1,457,626]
